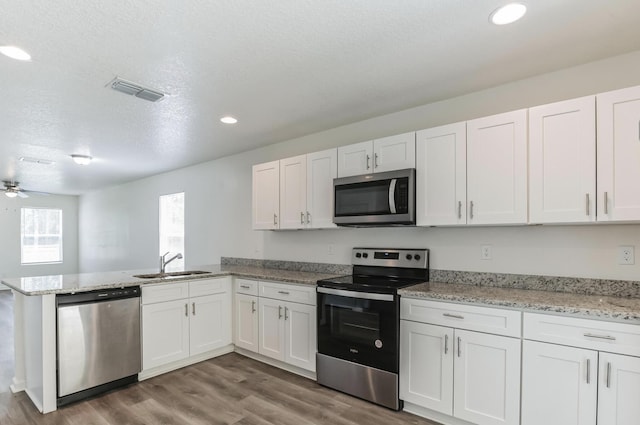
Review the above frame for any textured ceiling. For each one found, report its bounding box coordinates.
[1,0,640,195]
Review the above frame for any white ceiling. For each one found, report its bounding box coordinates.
[2,0,640,195]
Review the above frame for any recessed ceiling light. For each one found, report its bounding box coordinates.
[71,154,92,165]
[490,3,527,25]
[220,116,238,124]
[0,45,31,61]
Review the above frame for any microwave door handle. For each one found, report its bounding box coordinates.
[388,179,397,214]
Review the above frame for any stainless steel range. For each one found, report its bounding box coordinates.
[316,247,429,410]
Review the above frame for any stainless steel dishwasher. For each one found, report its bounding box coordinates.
[56,286,141,407]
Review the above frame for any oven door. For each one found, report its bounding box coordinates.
[317,287,399,373]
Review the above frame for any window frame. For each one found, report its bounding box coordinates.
[20,207,64,265]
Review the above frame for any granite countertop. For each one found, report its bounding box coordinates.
[400,282,640,323]
[1,264,345,296]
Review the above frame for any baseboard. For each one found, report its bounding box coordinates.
[138,345,234,381]
[403,402,476,425]
[10,377,26,393]
[234,347,316,381]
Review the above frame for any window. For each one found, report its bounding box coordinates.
[159,192,185,271]
[21,208,63,264]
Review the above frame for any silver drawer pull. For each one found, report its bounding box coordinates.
[443,313,464,320]
[192,302,196,316]
[278,291,290,295]
[604,192,609,214]
[278,306,283,319]
[584,333,616,341]
[185,303,188,317]
[606,362,612,388]
[240,285,251,289]
[585,193,590,216]
[444,334,449,355]
[251,301,256,313]
[457,337,461,357]
[586,359,591,384]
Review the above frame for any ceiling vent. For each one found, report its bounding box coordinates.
[108,77,165,102]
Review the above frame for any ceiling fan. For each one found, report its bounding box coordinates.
[2,180,48,198]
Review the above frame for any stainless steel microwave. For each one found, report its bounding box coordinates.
[333,168,416,226]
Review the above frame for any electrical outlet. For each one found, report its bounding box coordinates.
[618,246,635,265]
[481,245,492,260]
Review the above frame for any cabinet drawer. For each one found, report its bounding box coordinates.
[259,281,316,306]
[142,282,189,304]
[235,278,259,296]
[524,312,640,357]
[401,298,521,338]
[189,277,230,298]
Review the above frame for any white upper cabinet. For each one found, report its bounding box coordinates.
[306,148,337,229]
[529,96,596,223]
[373,132,416,173]
[252,160,280,229]
[337,132,415,177]
[467,109,528,225]
[597,85,640,222]
[416,122,467,226]
[337,140,373,177]
[279,155,307,229]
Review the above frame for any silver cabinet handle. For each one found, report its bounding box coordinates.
[586,193,590,216]
[284,306,289,320]
[469,201,474,219]
[192,302,196,316]
[306,211,311,224]
[278,306,283,319]
[300,211,304,225]
[185,303,188,317]
[240,285,251,289]
[606,362,612,388]
[273,213,278,225]
[374,153,379,168]
[457,337,462,357]
[458,201,462,219]
[444,334,449,355]
[584,333,616,341]
[604,192,609,214]
[366,154,371,170]
[443,313,464,320]
[278,291,290,295]
[586,358,591,384]
[251,300,256,313]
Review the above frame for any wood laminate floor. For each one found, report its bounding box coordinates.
[0,291,440,425]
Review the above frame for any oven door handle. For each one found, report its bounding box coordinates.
[388,178,397,214]
[317,287,394,302]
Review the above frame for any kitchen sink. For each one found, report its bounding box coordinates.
[133,270,210,279]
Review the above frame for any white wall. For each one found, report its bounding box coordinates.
[0,194,79,289]
[78,50,640,281]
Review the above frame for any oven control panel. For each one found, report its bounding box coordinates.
[352,248,428,269]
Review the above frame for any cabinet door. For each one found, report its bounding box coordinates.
[234,293,259,352]
[521,340,597,425]
[279,155,307,229]
[399,320,454,415]
[467,109,528,225]
[337,141,373,177]
[284,302,316,372]
[189,292,231,356]
[373,132,416,173]
[252,160,280,229]
[306,149,337,229]
[597,85,640,221]
[529,96,596,223]
[142,300,190,370]
[597,353,640,425]
[416,122,466,226]
[453,329,521,425]
[258,298,285,362]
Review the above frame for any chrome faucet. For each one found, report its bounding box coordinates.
[160,251,183,273]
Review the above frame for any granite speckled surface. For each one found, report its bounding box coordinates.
[1,263,346,295]
[399,282,640,323]
[221,257,352,275]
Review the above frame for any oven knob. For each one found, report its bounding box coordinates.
[414,254,421,261]
[406,254,412,260]
[355,252,362,258]
[362,253,368,258]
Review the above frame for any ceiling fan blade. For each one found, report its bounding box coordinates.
[17,191,29,198]
[22,189,50,196]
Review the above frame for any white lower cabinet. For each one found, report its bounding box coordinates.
[142,278,232,372]
[522,312,640,425]
[234,292,259,351]
[400,298,521,425]
[258,285,316,372]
